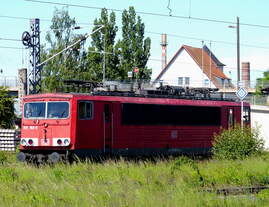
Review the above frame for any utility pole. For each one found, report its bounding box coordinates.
[229,17,240,89]
[237,16,240,89]
[102,33,106,84]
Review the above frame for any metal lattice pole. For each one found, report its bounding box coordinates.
[28,18,41,94]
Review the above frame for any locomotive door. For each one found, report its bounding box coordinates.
[103,103,113,154]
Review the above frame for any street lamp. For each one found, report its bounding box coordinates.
[229,17,240,89]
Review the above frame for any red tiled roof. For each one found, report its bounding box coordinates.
[154,45,230,86]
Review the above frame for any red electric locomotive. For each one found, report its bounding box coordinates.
[17,91,250,163]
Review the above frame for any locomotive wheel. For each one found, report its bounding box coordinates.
[48,152,61,164]
[17,152,26,162]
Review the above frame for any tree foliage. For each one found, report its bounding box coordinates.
[0,87,15,129]
[86,8,121,82]
[118,6,151,80]
[41,8,87,92]
[255,70,269,94]
[41,7,152,91]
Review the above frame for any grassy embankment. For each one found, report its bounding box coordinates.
[1,153,269,207]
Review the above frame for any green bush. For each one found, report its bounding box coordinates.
[0,151,8,164]
[0,86,15,129]
[212,125,264,160]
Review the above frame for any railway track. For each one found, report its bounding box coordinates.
[204,186,269,196]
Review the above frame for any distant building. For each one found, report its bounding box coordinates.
[154,44,233,89]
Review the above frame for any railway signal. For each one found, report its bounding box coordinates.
[236,87,248,127]
[21,18,41,94]
[22,19,104,95]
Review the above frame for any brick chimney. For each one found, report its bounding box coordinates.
[161,34,167,69]
[242,62,250,88]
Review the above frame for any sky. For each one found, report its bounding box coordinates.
[1,0,269,86]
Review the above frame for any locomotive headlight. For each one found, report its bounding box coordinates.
[64,139,70,146]
[28,139,34,146]
[20,138,38,146]
[57,139,63,146]
[20,139,27,146]
[53,138,70,146]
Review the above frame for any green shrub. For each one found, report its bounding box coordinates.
[0,151,8,164]
[212,124,264,160]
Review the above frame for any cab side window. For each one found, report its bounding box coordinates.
[228,108,234,127]
[78,101,93,120]
[243,106,250,123]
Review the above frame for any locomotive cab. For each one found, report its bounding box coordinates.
[18,94,73,163]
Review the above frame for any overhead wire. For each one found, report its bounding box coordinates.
[0,46,24,49]
[24,0,269,29]
[0,16,268,51]
[0,38,21,42]
[167,0,172,16]
[0,0,268,74]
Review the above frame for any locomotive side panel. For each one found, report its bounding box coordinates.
[112,103,223,155]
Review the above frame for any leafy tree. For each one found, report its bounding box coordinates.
[117,6,151,80]
[41,8,87,92]
[86,8,121,82]
[41,7,152,90]
[255,70,269,94]
[87,7,152,82]
[0,87,15,129]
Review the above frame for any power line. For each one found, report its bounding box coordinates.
[0,46,23,49]
[1,16,268,50]
[0,37,21,41]
[147,57,266,72]
[1,11,269,50]
[147,31,269,50]
[24,0,269,29]
[0,15,51,22]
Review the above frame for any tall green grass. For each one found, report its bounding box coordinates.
[1,153,269,206]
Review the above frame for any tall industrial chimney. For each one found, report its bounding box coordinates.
[242,62,250,88]
[161,34,167,69]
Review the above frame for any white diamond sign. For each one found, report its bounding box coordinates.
[236,87,248,100]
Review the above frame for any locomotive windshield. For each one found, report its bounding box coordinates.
[24,102,45,118]
[24,102,69,119]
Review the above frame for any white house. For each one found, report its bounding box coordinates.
[154,45,233,89]
[251,105,269,149]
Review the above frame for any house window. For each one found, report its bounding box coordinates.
[178,77,183,86]
[178,77,190,86]
[204,79,209,86]
[185,77,190,85]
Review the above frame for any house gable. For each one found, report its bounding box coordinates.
[154,44,232,88]
[159,48,213,87]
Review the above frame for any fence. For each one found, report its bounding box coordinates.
[0,76,18,87]
[250,95,268,106]
[0,129,19,151]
